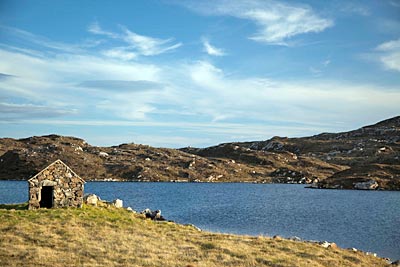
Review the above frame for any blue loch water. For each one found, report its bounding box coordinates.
[1,181,399,260]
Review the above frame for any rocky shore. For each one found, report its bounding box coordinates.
[0,201,391,267]
[79,193,397,264]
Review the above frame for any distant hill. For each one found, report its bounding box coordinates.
[0,116,399,190]
[182,116,400,190]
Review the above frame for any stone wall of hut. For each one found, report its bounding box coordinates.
[28,161,84,210]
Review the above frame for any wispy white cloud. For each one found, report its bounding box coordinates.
[77,80,164,91]
[309,59,331,76]
[202,38,226,56]
[1,39,398,128]
[323,59,331,67]
[121,27,182,56]
[339,3,370,16]
[1,26,399,147]
[376,38,400,51]
[376,38,400,72]
[87,21,118,38]
[0,102,77,120]
[1,25,101,53]
[88,22,182,57]
[101,47,137,61]
[181,60,400,126]
[181,0,333,45]
[0,45,162,121]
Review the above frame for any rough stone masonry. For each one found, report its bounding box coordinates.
[28,159,85,210]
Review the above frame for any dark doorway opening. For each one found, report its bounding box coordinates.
[40,186,53,208]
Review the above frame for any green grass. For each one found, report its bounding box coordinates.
[0,204,390,267]
[0,202,28,210]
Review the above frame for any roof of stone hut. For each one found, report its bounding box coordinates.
[28,159,85,183]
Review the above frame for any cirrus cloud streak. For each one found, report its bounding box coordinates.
[180,0,333,45]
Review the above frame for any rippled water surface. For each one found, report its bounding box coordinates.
[1,181,399,260]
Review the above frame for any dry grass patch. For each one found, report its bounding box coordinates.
[0,204,389,267]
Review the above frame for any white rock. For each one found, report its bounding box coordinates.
[126,207,135,213]
[113,199,123,208]
[354,180,379,190]
[84,194,99,206]
[320,241,330,248]
[99,151,109,157]
[141,208,151,214]
[186,224,202,231]
[366,252,377,257]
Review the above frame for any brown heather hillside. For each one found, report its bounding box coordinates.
[0,135,343,184]
[181,116,400,190]
[0,116,399,189]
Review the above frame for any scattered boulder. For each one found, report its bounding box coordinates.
[366,252,377,257]
[354,180,379,190]
[98,151,109,157]
[320,241,338,249]
[113,199,123,208]
[126,207,135,213]
[392,260,400,266]
[141,208,165,221]
[309,180,320,189]
[84,194,100,206]
[329,242,338,249]
[289,236,302,241]
[272,235,282,241]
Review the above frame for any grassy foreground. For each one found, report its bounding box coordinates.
[0,204,389,267]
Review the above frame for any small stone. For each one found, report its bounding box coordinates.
[354,180,379,190]
[273,235,282,240]
[113,199,123,208]
[320,241,330,248]
[391,260,400,266]
[289,236,301,241]
[98,151,109,157]
[329,243,338,249]
[366,252,377,257]
[126,207,135,213]
[84,194,99,206]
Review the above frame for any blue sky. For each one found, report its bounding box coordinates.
[0,0,399,147]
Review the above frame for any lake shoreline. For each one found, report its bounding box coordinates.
[0,203,394,266]
[2,179,399,191]
[1,181,399,260]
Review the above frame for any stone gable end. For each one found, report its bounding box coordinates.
[28,160,85,209]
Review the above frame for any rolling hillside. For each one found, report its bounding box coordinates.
[1,116,399,190]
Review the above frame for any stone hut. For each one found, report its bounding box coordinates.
[28,159,85,210]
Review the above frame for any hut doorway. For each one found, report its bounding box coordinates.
[40,186,54,208]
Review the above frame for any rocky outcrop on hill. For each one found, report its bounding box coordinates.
[0,135,237,182]
[182,116,400,190]
[181,143,345,184]
[0,116,399,189]
[2,134,333,183]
